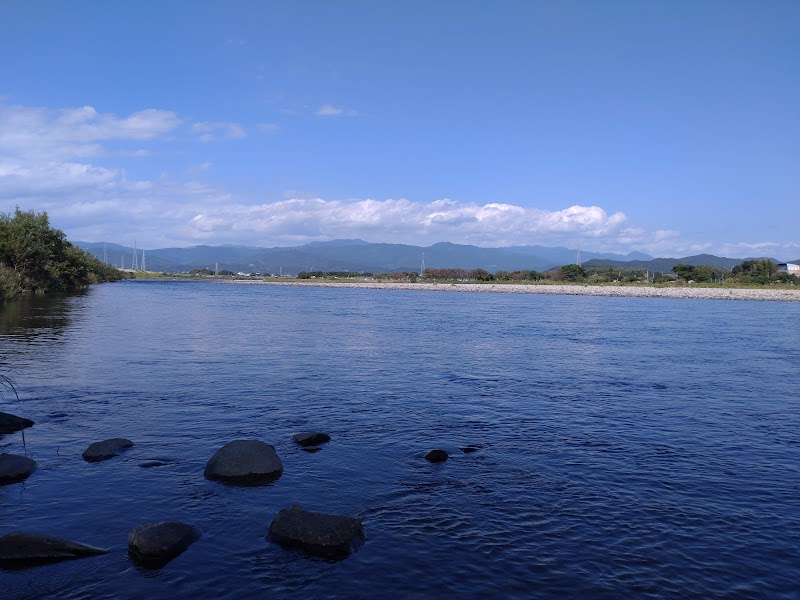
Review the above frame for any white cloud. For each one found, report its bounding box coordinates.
[716,241,800,260]
[316,104,358,117]
[256,122,280,135]
[177,198,631,248]
[5,101,793,259]
[0,104,181,162]
[190,121,247,142]
[0,103,651,250]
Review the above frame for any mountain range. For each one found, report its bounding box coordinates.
[73,240,797,275]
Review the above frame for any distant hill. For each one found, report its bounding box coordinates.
[77,240,786,276]
[582,254,777,273]
[74,240,653,275]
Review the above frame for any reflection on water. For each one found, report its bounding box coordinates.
[0,292,84,339]
[1,280,799,599]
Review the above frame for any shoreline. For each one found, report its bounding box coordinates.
[217,279,800,302]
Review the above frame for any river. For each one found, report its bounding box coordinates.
[1,280,798,598]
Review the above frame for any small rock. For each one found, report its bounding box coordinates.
[0,453,37,485]
[301,446,321,453]
[139,459,172,468]
[82,438,134,462]
[268,504,366,559]
[0,411,34,434]
[460,446,479,454]
[425,449,448,463]
[0,531,107,566]
[204,440,283,485]
[128,521,200,568]
[293,432,331,446]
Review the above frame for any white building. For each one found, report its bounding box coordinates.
[777,263,800,275]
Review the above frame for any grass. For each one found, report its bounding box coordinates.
[1,373,28,455]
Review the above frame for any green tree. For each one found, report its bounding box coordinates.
[469,269,495,281]
[731,259,777,283]
[0,208,124,302]
[0,208,67,293]
[560,264,586,281]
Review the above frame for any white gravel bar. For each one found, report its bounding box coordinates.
[223,280,800,302]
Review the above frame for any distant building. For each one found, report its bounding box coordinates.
[777,263,800,275]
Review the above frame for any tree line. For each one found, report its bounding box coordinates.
[0,208,126,302]
[551,259,795,285]
[363,260,797,285]
[297,271,373,279]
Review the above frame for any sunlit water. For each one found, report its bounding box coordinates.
[1,280,799,599]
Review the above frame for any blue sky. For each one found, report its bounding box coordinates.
[1,1,798,258]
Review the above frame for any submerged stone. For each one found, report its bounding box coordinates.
[138,459,173,468]
[293,432,331,446]
[0,453,36,485]
[204,440,283,485]
[82,438,134,462]
[268,504,366,559]
[0,411,34,434]
[425,449,448,463]
[0,531,107,566]
[128,521,200,569]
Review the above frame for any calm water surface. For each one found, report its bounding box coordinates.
[1,280,799,599]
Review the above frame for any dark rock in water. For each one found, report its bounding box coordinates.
[0,531,107,566]
[460,446,479,454]
[293,432,331,446]
[139,459,172,468]
[425,449,448,463]
[0,412,34,434]
[128,521,200,569]
[82,438,134,462]
[0,453,37,485]
[204,440,282,485]
[301,446,321,453]
[268,504,365,559]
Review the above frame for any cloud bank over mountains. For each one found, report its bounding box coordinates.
[1,102,796,259]
[187,199,630,248]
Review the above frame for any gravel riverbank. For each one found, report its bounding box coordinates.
[223,280,800,302]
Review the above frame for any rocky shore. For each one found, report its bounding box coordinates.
[225,280,800,302]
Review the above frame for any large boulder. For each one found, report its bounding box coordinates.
[0,531,107,566]
[82,438,134,462]
[0,453,36,485]
[268,504,366,559]
[128,521,200,569]
[293,432,331,447]
[0,411,34,434]
[204,440,283,485]
[425,449,448,463]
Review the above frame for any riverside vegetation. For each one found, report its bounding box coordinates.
[294,260,798,287]
[0,208,126,303]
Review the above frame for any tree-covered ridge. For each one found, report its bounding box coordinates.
[0,208,126,302]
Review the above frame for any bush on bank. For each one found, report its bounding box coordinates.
[0,208,126,302]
